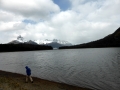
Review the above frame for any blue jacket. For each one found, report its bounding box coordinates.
[25,66,31,76]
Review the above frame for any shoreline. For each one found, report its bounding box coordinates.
[0,70,92,90]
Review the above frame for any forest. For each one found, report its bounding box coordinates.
[0,44,53,52]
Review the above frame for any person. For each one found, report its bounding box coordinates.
[25,66,33,83]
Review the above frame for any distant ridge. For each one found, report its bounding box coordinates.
[24,40,38,45]
[8,40,38,45]
[8,40,22,44]
[8,39,72,49]
[40,39,72,49]
[59,27,120,49]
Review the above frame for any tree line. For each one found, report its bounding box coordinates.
[0,44,53,52]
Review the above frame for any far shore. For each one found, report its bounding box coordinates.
[0,70,92,90]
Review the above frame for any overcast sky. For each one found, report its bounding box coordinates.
[0,0,120,44]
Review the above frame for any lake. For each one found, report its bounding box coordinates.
[0,48,120,90]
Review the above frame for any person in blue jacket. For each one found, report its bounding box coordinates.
[25,66,33,83]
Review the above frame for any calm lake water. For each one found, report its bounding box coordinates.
[0,48,120,90]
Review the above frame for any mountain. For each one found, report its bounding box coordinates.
[59,27,120,49]
[8,39,72,49]
[24,40,38,45]
[8,40,38,45]
[8,40,22,44]
[39,39,72,45]
[40,39,72,49]
[45,42,62,49]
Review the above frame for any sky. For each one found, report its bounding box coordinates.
[0,0,120,44]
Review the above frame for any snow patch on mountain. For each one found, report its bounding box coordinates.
[8,36,72,48]
[38,39,72,45]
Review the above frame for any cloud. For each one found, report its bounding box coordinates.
[0,21,26,31]
[0,0,120,44]
[0,10,23,22]
[0,0,60,21]
[86,0,120,22]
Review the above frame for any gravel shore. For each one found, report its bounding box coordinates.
[0,70,92,90]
